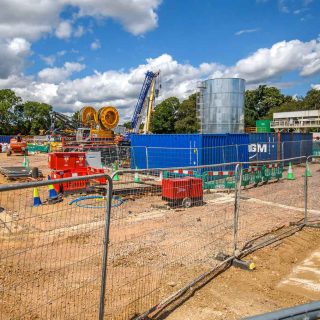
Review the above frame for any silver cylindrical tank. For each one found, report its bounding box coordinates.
[198,78,245,133]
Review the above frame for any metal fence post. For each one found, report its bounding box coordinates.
[236,144,239,162]
[196,148,199,166]
[233,163,243,256]
[304,158,309,225]
[99,175,113,320]
[146,147,149,169]
[222,147,225,168]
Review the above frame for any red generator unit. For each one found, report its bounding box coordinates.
[162,177,203,208]
[48,152,86,171]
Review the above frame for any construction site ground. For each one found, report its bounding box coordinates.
[0,152,320,319]
[165,227,320,320]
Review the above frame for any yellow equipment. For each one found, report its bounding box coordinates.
[78,106,120,140]
[80,106,98,127]
[98,106,120,130]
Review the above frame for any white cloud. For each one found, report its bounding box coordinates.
[279,0,290,13]
[258,0,314,14]
[55,21,73,39]
[74,25,85,37]
[90,39,101,50]
[40,55,56,66]
[2,38,320,122]
[0,1,61,40]
[230,39,320,82]
[7,37,31,55]
[293,7,309,14]
[0,0,161,41]
[0,1,162,81]
[235,28,260,36]
[57,50,67,57]
[311,84,320,90]
[67,0,161,35]
[38,62,85,83]
[0,38,31,78]
[0,54,224,119]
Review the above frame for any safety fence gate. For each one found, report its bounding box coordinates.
[0,174,112,320]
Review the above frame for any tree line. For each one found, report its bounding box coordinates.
[1,86,319,135]
[0,89,52,135]
[245,85,320,127]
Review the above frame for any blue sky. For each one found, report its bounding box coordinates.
[0,0,319,120]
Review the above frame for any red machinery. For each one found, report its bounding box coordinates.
[162,177,203,208]
[7,136,27,156]
[49,152,105,194]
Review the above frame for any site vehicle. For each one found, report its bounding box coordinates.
[6,135,28,156]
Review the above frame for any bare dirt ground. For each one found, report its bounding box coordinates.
[165,227,320,320]
[0,152,319,319]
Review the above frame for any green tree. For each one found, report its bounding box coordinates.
[175,93,200,133]
[267,98,303,119]
[244,90,259,127]
[303,88,320,110]
[151,97,180,133]
[72,111,80,123]
[0,89,22,134]
[23,101,52,135]
[13,103,28,134]
[244,85,286,126]
[123,121,132,130]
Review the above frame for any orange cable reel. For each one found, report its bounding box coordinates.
[80,106,98,127]
[98,106,119,130]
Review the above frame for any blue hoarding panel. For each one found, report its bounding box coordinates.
[0,135,13,143]
[227,133,249,165]
[130,133,249,169]
[281,133,312,163]
[200,134,228,169]
[131,134,202,169]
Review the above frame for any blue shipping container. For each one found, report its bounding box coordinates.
[130,133,249,170]
[248,133,279,162]
[0,135,13,144]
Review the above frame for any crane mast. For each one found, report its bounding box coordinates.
[131,70,160,133]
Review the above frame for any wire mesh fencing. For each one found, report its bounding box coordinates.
[106,157,315,319]
[305,155,320,226]
[281,140,313,164]
[0,156,317,319]
[0,174,112,320]
[236,158,306,255]
[105,164,238,319]
[62,143,131,170]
